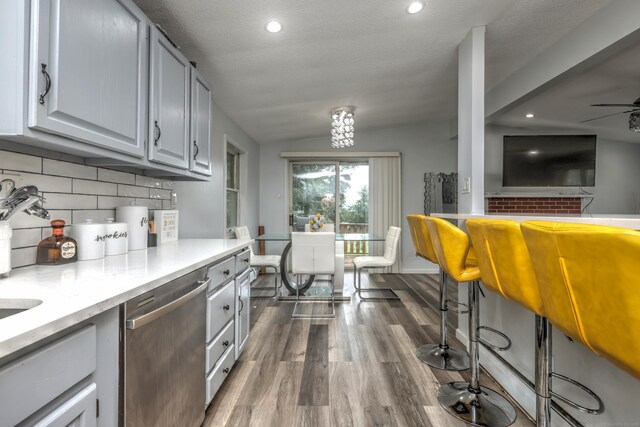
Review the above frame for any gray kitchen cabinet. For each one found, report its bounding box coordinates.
[0,308,119,427]
[148,26,190,169]
[28,0,148,158]
[235,269,250,359]
[32,383,97,427]
[190,68,213,176]
[204,247,251,406]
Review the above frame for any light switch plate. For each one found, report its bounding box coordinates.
[169,191,178,208]
[462,177,471,194]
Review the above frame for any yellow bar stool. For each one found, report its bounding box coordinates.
[522,222,640,417]
[467,219,556,426]
[407,214,470,371]
[426,217,516,426]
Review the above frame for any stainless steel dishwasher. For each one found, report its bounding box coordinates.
[121,267,209,427]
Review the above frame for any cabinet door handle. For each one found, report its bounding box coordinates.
[223,304,230,311]
[39,63,51,105]
[193,140,199,160]
[154,121,161,145]
[223,269,230,276]
[222,340,229,347]
[243,258,249,263]
[238,295,244,314]
[222,367,230,374]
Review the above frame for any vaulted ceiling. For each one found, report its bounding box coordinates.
[133,0,612,144]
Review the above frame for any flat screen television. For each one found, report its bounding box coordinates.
[502,135,596,187]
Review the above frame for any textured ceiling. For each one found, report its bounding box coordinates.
[493,40,640,143]
[133,0,611,144]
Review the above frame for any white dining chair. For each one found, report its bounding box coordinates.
[291,232,336,318]
[303,223,343,291]
[352,226,401,300]
[235,226,281,299]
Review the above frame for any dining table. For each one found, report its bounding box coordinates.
[254,232,386,298]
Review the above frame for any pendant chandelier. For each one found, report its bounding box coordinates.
[630,111,640,132]
[330,106,355,148]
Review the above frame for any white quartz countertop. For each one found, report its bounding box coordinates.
[0,239,252,359]
[431,213,640,229]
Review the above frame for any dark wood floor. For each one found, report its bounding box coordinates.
[203,272,533,427]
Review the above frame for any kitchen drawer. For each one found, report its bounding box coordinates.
[235,248,251,274]
[205,345,235,405]
[206,257,235,292]
[0,325,96,427]
[206,320,234,373]
[206,281,235,342]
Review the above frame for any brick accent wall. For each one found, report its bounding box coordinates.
[487,197,582,215]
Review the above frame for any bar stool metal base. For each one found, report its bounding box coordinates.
[416,344,470,371]
[437,382,517,427]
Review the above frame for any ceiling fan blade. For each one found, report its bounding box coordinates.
[580,109,640,124]
[590,103,639,107]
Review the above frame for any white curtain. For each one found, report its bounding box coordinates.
[369,156,401,273]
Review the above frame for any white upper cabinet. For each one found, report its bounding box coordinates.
[190,68,212,176]
[148,26,190,169]
[28,0,147,158]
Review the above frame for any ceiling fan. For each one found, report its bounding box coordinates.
[581,96,640,131]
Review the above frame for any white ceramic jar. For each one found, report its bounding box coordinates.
[116,205,148,251]
[0,221,12,276]
[104,218,128,256]
[69,219,106,261]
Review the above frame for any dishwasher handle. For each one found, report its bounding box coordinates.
[126,278,210,330]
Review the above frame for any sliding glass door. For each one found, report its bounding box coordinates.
[289,161,369,265]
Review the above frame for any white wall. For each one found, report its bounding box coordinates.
[175,101,260,238]
[258,122,456,273]
[485,125,640,214]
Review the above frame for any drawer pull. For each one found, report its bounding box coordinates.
[243,258,249,263]
[223,269,230,276]
[223,304,230,311]
[222,340,229,347]
[223,367,230,374]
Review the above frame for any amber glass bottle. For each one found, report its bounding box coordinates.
[36,220,78,265]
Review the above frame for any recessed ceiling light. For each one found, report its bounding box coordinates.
[265,21,283,33]
[407,1,424,14]
[525,113,535,118]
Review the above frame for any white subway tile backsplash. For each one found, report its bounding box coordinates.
[71,209,116,224]
[44,193,97,210]
[135,175,163,188]
[73,179,117,196]
[98,196,136,210]
[11,247,37,268]
[97,168,135,185]
[11,229,42,249]
[9,210,72,229]
[2,150,178,268]
[43,159,97,180]
[134,198,162,209]
[118,184,149,198]
[0,151,42,173]
[4,171,71,193]
[149,188,171,199]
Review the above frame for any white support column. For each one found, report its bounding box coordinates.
[457,26,485,215]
